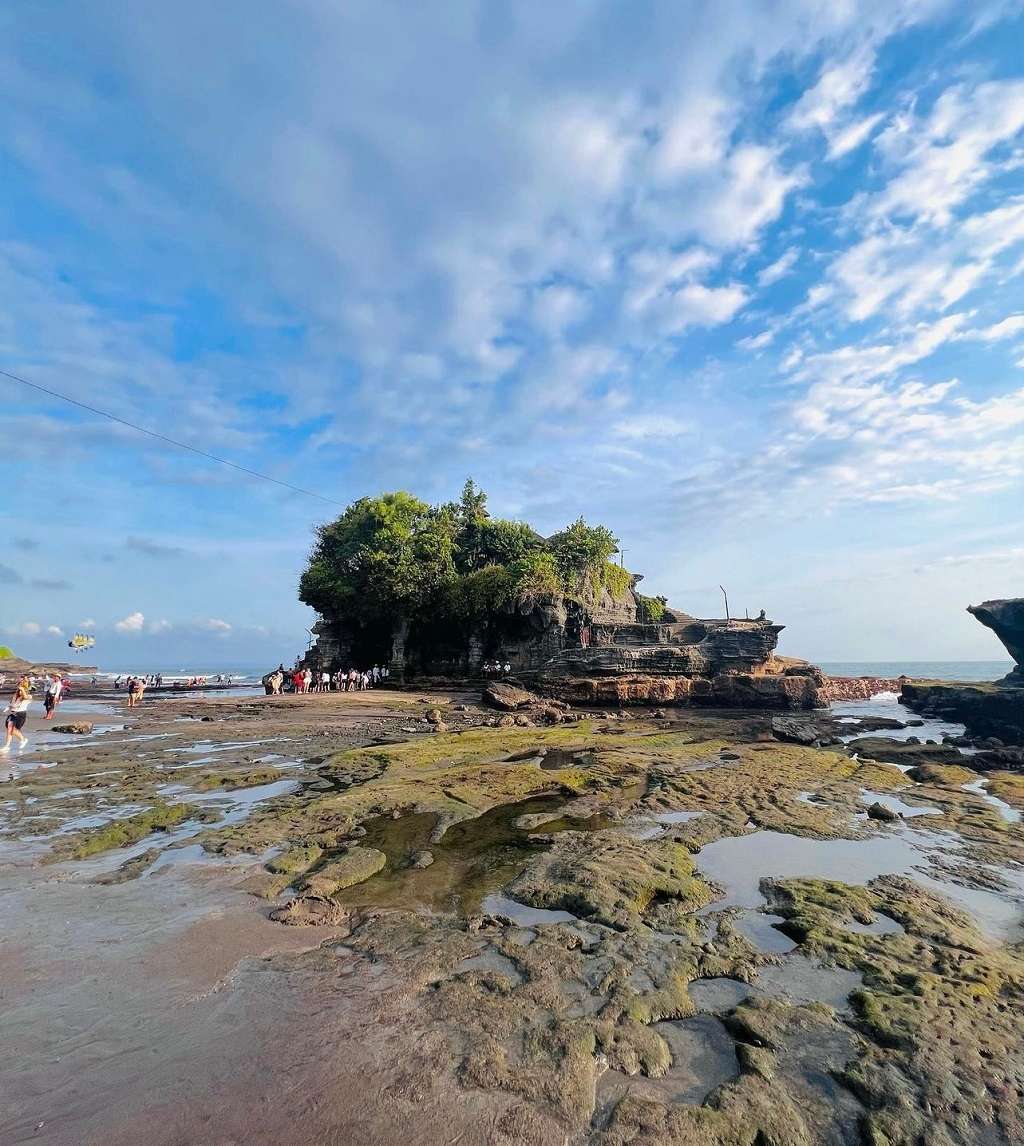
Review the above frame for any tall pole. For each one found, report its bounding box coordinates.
[719,585,730,621]
[619,548,628,568]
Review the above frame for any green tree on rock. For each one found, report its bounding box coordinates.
[299,492,456,625]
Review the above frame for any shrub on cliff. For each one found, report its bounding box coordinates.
[637,594,667,624]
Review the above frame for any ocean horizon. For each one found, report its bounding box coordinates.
[818,660,1014,683]
[74,658,1018,684]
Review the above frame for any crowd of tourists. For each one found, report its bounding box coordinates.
[482,659,513,678]
[263,664,390,695]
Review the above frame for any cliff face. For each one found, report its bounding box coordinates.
[306,576,824,709]
[533,618,822,709]
[967,598,1024,679]
[899,597,1024,745]
[308,576,639,679]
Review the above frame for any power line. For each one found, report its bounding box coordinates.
[0,366,345,508]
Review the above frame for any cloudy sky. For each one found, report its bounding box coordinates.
[2,0,1023,669]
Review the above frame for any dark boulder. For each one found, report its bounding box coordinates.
[846,737,965,765]
[482,681,538,710]
[770,716,837,747]
[867,802,899,822]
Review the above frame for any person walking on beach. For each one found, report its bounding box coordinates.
[44,673,62,719]
[2,677,32,754]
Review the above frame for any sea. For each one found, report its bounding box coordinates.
[71,659,1017,686]
[818,660,1014,682]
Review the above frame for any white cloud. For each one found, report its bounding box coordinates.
[531,283,589,339]
[827,112,885,159]
[700,145,804,248]
[655,95,733,176]
[114,611,145,633]
[147,619,172,635]
[757,249,798,288]
[922,546,1024,570]
[971,314,1024,341]
[202,618,232,634]
[871,79,1024,226]
[612,415,690,441]
[789,313,970,396]
[668,282,747,329]
[738,329,775,351]
[789,48,876,134]
[827,228,990,322]
[5,621,41,637]
[46,625,63,636]
[78,618,96,628]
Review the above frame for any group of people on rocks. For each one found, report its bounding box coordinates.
[263,663,390,696]
[482,659,513,678]
[114,673,164,689]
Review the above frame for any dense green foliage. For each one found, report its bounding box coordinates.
[637,593,668,624]
[299,481,633,631]
[0,646,14,660]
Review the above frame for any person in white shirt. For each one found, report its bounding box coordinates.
[321,670,331,692]
[44,673,62,719]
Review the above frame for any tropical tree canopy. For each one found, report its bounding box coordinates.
[299,482,629,629]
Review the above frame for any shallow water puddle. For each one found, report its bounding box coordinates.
[336,796,568,916]
[754,955,863,1013]
[831,696,966,744]
[839,911,904,936]
[481,893,578,926]
[729,910,797,953]
[695,828,1023,941]
[961,778,1022,825]
[538,747,596,771]
[689,976,751,1012]
[455,947,524,984]
[599,1014,739,1107]
[860,789,943,818]
[652,810,704,825]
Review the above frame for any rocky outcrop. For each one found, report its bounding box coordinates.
[897,598,1024,746]
[771,716,838,746]
[532,616,824,710]
[900,680,1024,746]
[541,667,822,710]
[821,677,904,701]
[845,736,966,765]
[967,598,1024,679]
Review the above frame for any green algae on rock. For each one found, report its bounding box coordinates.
[51,802,202,860]
[300,846,388,895]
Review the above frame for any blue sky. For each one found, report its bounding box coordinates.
[2,0,1024,668]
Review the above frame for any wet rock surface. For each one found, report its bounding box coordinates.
[3,685,1024,1145]
[901,678,1024,746]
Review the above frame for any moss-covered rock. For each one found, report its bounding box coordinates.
[300,846,387,895]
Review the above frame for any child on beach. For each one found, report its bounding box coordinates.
[2,677,32,754]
